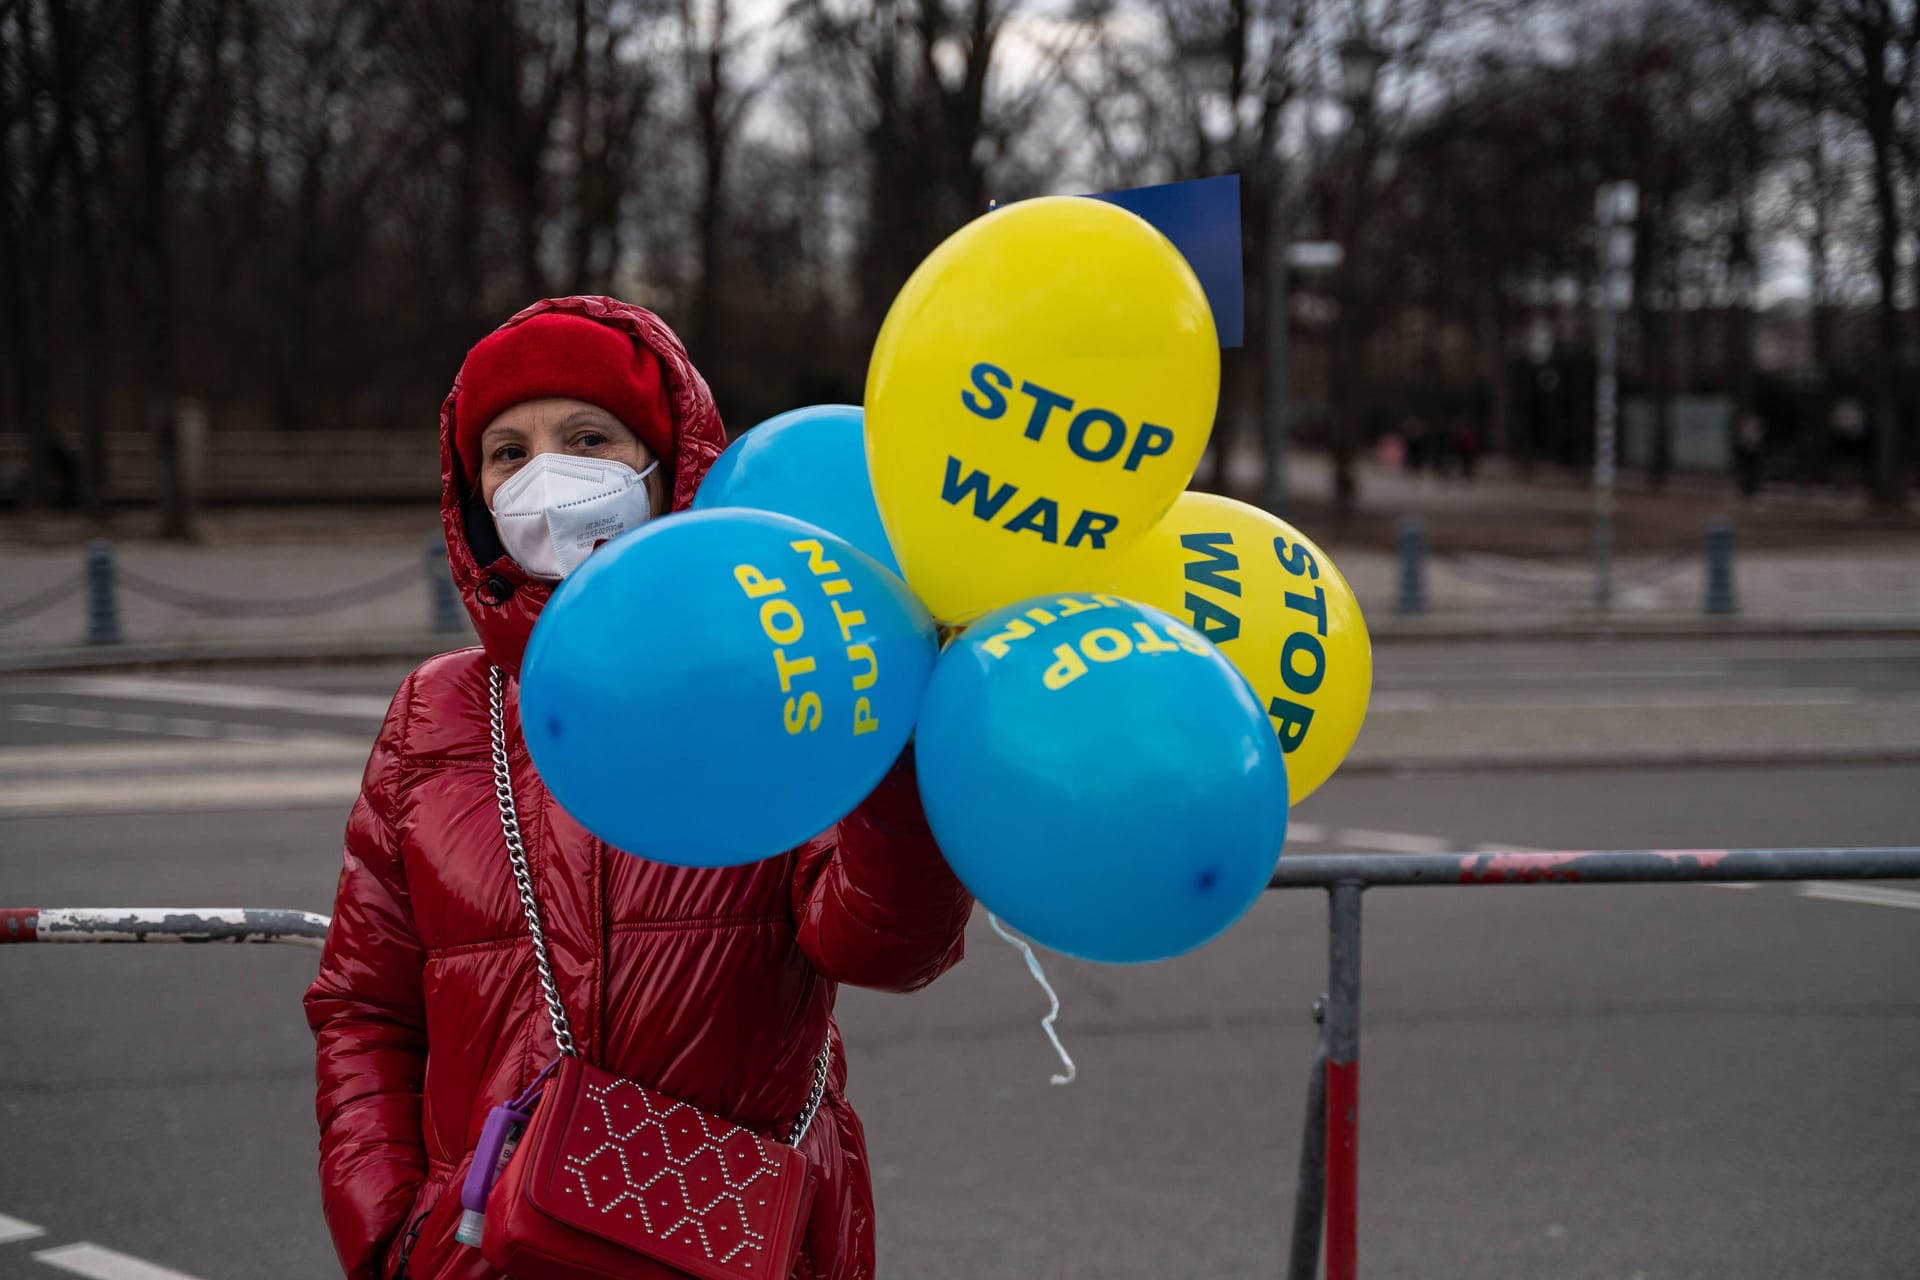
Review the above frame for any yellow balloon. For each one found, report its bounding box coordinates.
[865,196,1219,623]
[1085,492,1372,803]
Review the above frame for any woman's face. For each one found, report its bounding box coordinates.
[476,397,665,510]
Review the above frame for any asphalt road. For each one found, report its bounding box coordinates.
[0,642,1916,1280]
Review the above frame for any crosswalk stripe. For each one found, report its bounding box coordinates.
[1334,827,1453,855]
[0,741,365,776]
[0,1212,46,1245]
[0,772,364,817]
[1799,882,1920,911]
[42,675,390,720]
[33,1243,205,1280]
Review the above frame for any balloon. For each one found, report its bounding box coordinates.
[865,196,1220,624]
[914,591,1288,963]
[520,510,937,867]
[1085,492,1371,802]
[693,405,902,577]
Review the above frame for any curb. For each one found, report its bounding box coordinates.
[6,616,1920,674]
[0,632,471,674]
[1339,745,1920,774]
[1368,614,1920,641]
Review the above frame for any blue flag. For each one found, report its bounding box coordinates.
[1087,175,1245,349]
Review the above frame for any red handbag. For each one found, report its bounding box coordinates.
[469,667,825,1280]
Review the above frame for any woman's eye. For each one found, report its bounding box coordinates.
[575,432,608,449]
[492,445,525,463]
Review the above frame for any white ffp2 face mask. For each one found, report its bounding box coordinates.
[489,453,659,580]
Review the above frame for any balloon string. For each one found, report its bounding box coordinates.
[987,913,1077,1086]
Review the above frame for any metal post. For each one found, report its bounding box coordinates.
[1287,999,1329,1280]
[1394,516,1426,615]
[1323,883,1363,1280]
[425,532,462,633]
[1593,181,1637,614]
[84,539,122,645]
[1703,517,1737,615]
[1263,160,1291,518]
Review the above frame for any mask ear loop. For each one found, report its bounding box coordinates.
[987,913,1077,1086]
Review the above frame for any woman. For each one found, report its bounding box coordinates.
[306,296,973,1280]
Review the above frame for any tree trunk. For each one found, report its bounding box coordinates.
[70,177,111,519]
[47,0,110,518]
[1866,30,1908,507]
[1483,298,1511,457]
[4,3,61,509]
[1636,210,1672,493]
[132,0,191,539]
[691,1,729,366]
[1802,127,1834,487]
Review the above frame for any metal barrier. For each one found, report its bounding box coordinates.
[6,843,1918,1278]
[0,906,330,946]
[1267,845,1920,1280]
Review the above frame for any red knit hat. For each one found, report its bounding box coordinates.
[454,313,675,483]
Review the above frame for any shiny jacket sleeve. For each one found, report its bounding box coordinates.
[793,746,973,992]
[304,677,428,1280]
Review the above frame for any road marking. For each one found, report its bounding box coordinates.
[1335,828,1453,855]
[1378,662,1735,684]
[33,1243,204,1280]
[1287,822,1327,844]
[0,1213,46,1245]
[1370,692,1439,712]
[0,740,363,776]
[7,706,359,744]
[43,675,390,720]
[1369,689,1869,711]
[1799,882,1920,911]
[0,771,364,817]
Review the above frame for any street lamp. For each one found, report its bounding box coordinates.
[1326,26,1383,526]
[1176,27,1294,516]
[1336,33,1386,113]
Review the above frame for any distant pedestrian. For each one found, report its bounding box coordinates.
[1404,416,1432,475]
[1452,419,1479,481]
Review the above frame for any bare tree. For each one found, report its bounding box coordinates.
[1740,0,1916,507]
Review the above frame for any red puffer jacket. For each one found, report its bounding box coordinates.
[305,296,973,1280]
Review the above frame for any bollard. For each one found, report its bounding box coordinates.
[1703,517,1737,615]
[425,532,462,633]
[84,539,123,645]
[1394,516,1427,615]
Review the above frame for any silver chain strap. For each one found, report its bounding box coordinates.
[490,665,577,1059]
[487,666,829,1144]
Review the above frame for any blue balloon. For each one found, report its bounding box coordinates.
[694,405,902,577]
[521,509,937,867]
[914,592,1288,963]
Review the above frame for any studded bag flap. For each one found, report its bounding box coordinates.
[474,667,823,1280]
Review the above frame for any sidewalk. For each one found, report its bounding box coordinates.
[3,532,1916,670]
[3,532,1917,772]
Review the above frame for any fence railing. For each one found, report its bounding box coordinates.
[6,843,1919,1279]
[1267,844,1920,1280]
[0,535,467,646]
[1394,515,1740,616]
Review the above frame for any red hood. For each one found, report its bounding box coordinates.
[439,296,728,674]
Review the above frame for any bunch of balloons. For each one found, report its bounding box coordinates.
[520,195,1372,963]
